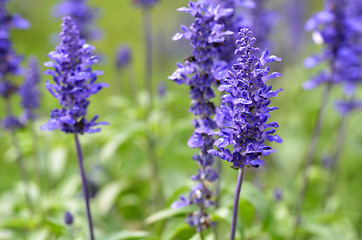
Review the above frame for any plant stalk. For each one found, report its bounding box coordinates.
[74,133,95,240]
[230,167,245,240]
[143,8,153,105]
[291,83,331,239]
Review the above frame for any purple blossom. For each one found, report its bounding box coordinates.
[133,0,159,8]
[41,16,108,134]
[0,0,29,130]
[304,0,362,91]
[64,211,74,225]
[0,1,29,79]
[335,99,362,116]
[18,57,41,122]
[115,45,131,70]
[209,28,282,169]
[1,115,23,130]
[238,0,275,50]
[169,0,233,231]
[53,0,100,40]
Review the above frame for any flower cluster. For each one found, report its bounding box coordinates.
[209,28,283,169]
[18,58,41,122]
[169,1,233,231]
[42,16,108,134]
[303,0,361,98]
[53,0,100,40]
[0,0,29,130]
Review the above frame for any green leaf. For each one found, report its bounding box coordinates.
[95,180,128,215]
[145,207,193,225]
[240,182,271,225]
[48,147,68,180]
[103,230,150,240]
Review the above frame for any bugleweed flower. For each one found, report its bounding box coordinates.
[53,0,100,40]
[133,0,159,8]
[19,58,41,122]
[304,0,361,93]
[209,28,282,169]
[42,16,108,134]
[169,1,233,231]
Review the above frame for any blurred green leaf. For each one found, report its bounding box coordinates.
[103,230,150,240]
[48,147,68,181]
[241,182,271,226]
[145,207,193,225]
[95,180,128,215]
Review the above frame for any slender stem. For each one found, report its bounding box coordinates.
[3,98,33,212]
[146,130,165,208]
[10,130,34,212]
[74,134,95,240]
[31,122,42,193]
[323,93,356,207]
[200,231,205,240]
[323,111,349,208]
[291,84,331,239]
[213,157,222,240]
[230,167,245,240]
[143,8,153,105]
[128,65,138,104]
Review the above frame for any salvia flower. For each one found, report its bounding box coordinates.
[209,28,283,169]
[53,0,100,40]
[18,57,41,122]
[304,0,361,93]
[42,16,108,134]
[169,1,233,231]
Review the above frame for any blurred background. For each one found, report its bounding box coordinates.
[0,0,361,239]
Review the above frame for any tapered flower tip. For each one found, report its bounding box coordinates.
[64,211,74,225]
[133,0,159,8]
[116,45,131,69]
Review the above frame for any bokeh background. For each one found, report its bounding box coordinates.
[0,0,361,239]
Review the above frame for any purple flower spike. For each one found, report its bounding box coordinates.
[19,57,41,123]
[53,0,100,40]
[210,28,282,169]
[42,16,108,134]
[169,0,234,232]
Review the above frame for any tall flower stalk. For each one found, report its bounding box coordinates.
[19,57,42,187]
[134,0,159,104]
[170,1,234,233]
[42,17,108,240]
[0,0,32,210]
[209,28,282,240]
[134,0,164,207]
[293,0,362,237]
